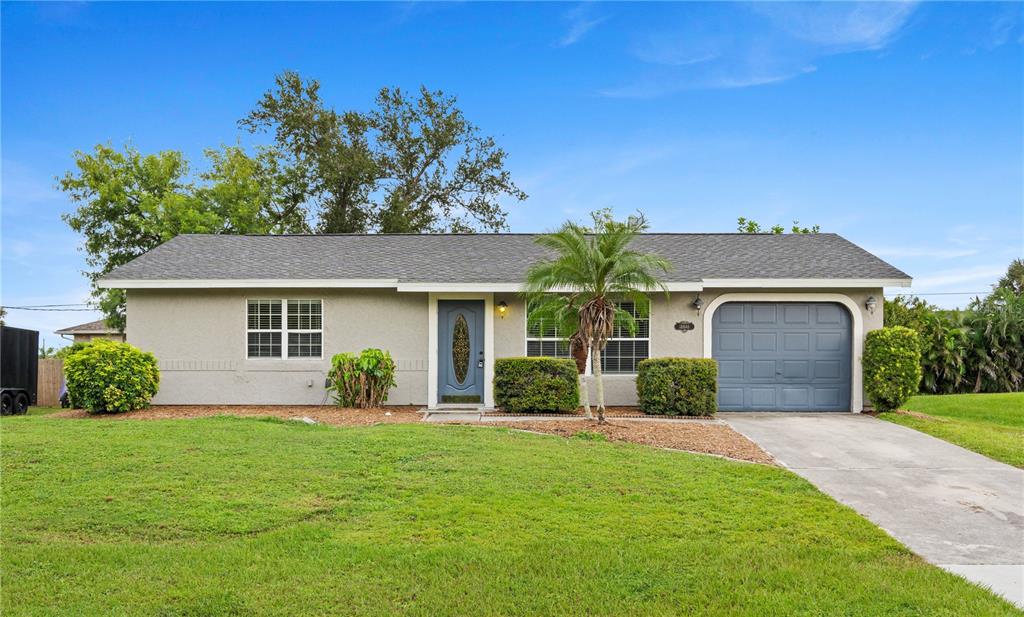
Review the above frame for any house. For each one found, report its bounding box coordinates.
[97,233,910,411]
[55,319,125,344]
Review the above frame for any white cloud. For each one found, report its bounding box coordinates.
[555,4,607,48]
[751,2,918,51]
[603,2,918,96]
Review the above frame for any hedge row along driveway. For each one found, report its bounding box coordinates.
[2,415,1017,615]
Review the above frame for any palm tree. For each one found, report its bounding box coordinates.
[526,294,593,418]
[524,212,669,423]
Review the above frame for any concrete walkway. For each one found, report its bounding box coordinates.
[721,413,1024,609]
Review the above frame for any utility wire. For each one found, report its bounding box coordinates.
[12,303,90,307]
[1,306,97,311]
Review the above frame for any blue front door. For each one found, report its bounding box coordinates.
[438,300,485,403]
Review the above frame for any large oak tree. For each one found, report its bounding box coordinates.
[241,71,526,233]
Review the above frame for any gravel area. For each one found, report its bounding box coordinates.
[50,405,424,426]
[484,419,776,465]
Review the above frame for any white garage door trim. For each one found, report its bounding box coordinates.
[702,293,863,412]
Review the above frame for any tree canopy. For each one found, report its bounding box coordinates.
[996,258,1024,296]
[63,72,526,326]
[736,217,819,234]
[60,143,308,328]
[241,71,526,233]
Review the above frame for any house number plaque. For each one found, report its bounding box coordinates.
[674,321,695,332]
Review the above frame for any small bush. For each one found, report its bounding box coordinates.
[494,358,579,413]
[636,358,717,416]
[63,340,160,414]
[56,341,91,360]
[863,326,922,412]
[327,348,397,408]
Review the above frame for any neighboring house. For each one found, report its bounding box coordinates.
[55,319,125,344]
[97,233,910,411]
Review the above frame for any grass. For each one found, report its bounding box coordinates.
[880,393,1024,468]
[24,405,63,416]
[2,416,1019,616]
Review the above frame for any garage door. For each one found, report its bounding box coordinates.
[712,302,851,412]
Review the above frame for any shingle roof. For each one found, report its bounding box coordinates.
[100,233,910,283]
[55,319,119,334]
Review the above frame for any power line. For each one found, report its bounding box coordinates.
[1,306,97,311]
[1,303,91,308]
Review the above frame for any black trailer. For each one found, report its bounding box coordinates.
[1,325,38,415]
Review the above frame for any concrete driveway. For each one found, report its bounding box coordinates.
[721,413,1024,609]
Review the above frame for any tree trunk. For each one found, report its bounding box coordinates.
[579,372,591,420]
[592,344,606,423]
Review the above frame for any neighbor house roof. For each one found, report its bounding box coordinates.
[55,319,120,335]
[98,233,911,291]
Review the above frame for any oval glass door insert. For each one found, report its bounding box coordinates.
[452,314,470,384]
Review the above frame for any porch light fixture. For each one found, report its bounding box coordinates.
[865,296,877,315]
[692,295,704,315]
[497,301,508,319]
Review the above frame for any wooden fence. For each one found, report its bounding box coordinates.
[37,358,63,407]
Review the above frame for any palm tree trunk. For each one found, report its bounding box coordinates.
[592,344,606,423]
[579,372,591,419]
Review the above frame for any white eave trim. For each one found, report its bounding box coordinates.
[396,282,703,292]
[98,277,909,291]
[98,278,705,292]
[55,329,121,335]
[96,278,400,289]
[701,278,911,288]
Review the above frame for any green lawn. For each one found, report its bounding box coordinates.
[24,405,63,416]
[2,416,1018,616]
[880,393,1024,468]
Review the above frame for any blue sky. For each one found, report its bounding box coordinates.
[2,1,1021,346]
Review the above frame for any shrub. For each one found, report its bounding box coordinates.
[63,340,160,414]
[494,358,578,413]
[327,348,397,408]
[863,326,922,412]
[55,341,91,360]
[636,358,717,416]
[56,342,92,408]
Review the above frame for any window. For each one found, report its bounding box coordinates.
[247,299,322,359]
[525,298,650,374]
[247,300,282,357]
[525,301,572,360]
[600,301,650,374]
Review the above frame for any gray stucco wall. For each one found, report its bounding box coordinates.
[128,287,881,409]
[494,288,882,407]
[127,288,428,405]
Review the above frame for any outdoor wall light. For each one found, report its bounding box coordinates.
[865,296,877,315]
[692,295,704,315]
[497,301,508,319]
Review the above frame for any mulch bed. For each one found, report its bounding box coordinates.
[483,406,709,419]
[50,405,424,426]
[480,420,776,465]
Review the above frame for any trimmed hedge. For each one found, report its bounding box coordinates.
[863,326,922,412]
[636,358,718,416]
[494,358,579,413]
[63,340,160,414]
